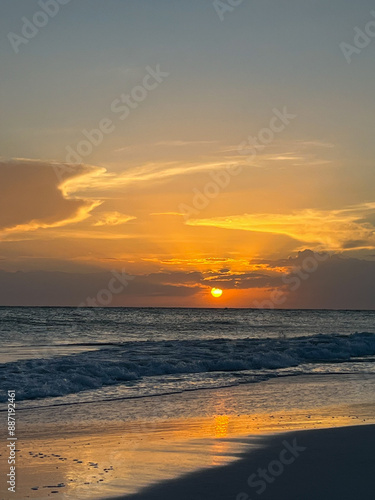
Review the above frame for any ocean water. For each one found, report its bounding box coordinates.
[1,307,375,411]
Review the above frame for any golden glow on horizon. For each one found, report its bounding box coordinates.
[2,158,375,308]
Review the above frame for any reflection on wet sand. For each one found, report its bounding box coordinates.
[2,403,371,500]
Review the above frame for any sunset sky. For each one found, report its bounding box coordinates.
[1,0,375,307]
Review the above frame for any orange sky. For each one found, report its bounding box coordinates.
[0,157,374,308]
[1,1,375,307]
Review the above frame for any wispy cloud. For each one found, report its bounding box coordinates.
[186,203,375,251]
[219,138,335,167]
[154,140,217,147]
[93,211,135,226]
[72,160,239,192]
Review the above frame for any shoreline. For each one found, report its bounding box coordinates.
[11,372,375,439]
[8,371,371,413]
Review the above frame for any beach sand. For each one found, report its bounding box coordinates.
[1,409,374,499]
[113,423,375,500]
[2,375,375,499]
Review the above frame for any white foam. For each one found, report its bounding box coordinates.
[1,332,375,403]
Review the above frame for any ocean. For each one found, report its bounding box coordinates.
[1,307,375,414]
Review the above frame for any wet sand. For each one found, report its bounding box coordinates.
[112,424,375,500]
[1,406,374,500]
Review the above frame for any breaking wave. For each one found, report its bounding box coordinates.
[1,332,375,403]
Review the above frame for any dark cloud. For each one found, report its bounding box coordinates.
[0,270,202,306]
[204,271,280,289]
[281,251,375,309]
[0,160,99,232]
[0,251,374,308]
[341,240,370,249]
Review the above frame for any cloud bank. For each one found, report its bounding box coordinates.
[0,252,374,308]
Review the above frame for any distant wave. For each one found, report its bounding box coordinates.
[1,332,375,403]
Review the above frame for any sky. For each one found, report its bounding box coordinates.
[1,0,375,307]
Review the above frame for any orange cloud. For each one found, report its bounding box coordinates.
[93,211,136,226]
[186,204,375,251]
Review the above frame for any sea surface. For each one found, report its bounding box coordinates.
[1,307,375,412]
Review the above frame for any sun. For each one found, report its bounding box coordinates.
[211,287,223,298]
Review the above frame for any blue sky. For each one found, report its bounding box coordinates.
[2,0,375,164]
